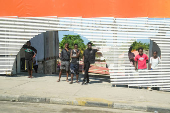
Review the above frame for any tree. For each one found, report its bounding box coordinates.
[59,35,86,58]
[131,41,149,51]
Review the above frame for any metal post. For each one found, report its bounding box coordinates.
[17,51,20,73]
[43,33,46,74]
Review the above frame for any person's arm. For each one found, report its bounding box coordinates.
[77,50,80,57]
[68,49,71,59]
[70,50,74,58]
[60,50,63,61]
[146,55,149,63]
[82,51,85,71]
[146,60,148,63]
[146,59,148,63]
[71,50,80,58]
[31,47,37,53]
[82,51,85,63]
[94,49,98,53]
[82,56,84,72]
[158,56,161,63]
[31,47,37,58]
[65,48,70,56]
[149,57,152,70]
[134,56,138,70]
[134,61,137,70]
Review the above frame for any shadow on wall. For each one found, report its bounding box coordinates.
[150,41,161,58]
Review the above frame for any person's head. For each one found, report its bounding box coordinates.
[138,47,143,55]
[27,41,31,46]
[87,42,92,49]
[65,43,69,48]
[153,51,158,57]
[129,46,133,53]
[74,44,78,49]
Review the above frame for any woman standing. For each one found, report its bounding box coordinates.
[128,46,135,67]
[149,51,161,70]
[149,51,161,91]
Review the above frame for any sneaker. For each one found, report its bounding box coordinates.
[82,82,85,85]
[85,82,88,85]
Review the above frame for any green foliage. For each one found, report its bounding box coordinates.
[59,35,86,58]
[131,41,149,51]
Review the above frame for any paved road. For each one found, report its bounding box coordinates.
[0,101,151,113]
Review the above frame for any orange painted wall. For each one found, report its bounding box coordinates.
[0,0,170,18]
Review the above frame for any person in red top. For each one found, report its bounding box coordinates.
[134,47,148,71]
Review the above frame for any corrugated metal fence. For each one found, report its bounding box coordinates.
[0,17,169,91]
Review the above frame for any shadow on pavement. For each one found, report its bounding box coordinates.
[1,72,110,84]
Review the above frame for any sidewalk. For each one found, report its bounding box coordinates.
[0,72,170,113]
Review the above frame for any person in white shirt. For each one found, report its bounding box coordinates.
[149,51,160,70]
[149,51,161,91]
[33,55,38,73]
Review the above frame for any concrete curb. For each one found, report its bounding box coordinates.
[0,95,170,113]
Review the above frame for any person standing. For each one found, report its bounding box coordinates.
[33,54,38,73]
[82,42,99,85]
[69,44,80,84]
[149,51,160,70]
[23,41,37,78]
[57,43,71,82]
[127,46,135,84]
[134,47,150,90]
[149,51,161,90]
[134,47,148,71]
[128,46,135,67]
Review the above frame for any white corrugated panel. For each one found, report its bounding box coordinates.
[0,17,169,91]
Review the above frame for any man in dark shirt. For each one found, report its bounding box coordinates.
[69,44,80,84]
[23,41,37,78]
[82,42,99,85]
[57,43,71,82]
